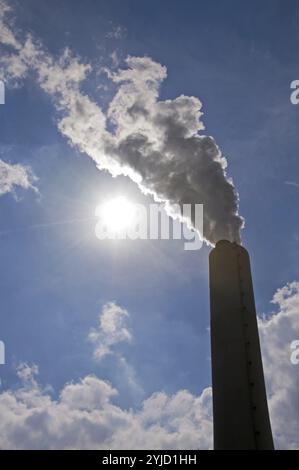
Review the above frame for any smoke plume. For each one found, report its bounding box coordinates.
[0,1,244,244]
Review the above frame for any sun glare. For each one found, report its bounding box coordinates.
[95,196,135,234]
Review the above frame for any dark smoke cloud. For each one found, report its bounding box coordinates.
[103,57,243,244]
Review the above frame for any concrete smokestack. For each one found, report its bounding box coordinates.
[209,240,274,450]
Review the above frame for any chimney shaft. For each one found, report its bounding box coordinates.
[209,240,274,449]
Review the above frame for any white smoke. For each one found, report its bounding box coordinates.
[0,1,244,245]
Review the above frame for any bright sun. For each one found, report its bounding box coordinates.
[95,196,135,234]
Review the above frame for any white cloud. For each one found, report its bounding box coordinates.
[106,25,126,40]
[88,302,132,361]
[259,281,299,449]
[110,50,120,67]
[0,283,298,449]
[88,303,143,397]
[0,363,213,450]
[0,0,20,49]
[0,158,37,196]
[17,362,39,386]
[285,180,299,188]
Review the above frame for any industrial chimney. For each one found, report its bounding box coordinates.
[209,240,274,450]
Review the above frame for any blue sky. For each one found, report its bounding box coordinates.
[0,0,299,449]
